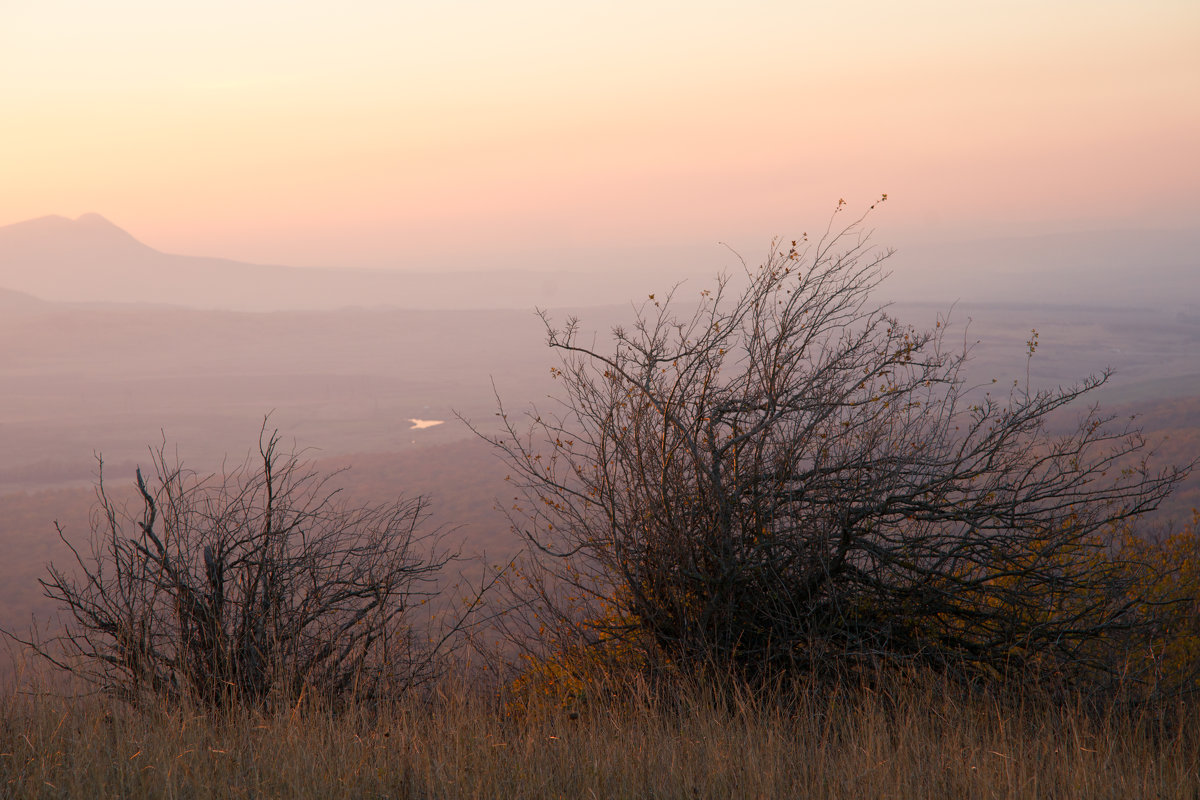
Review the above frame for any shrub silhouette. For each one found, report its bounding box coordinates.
[30,426,454,709]
[482,203,1191,691]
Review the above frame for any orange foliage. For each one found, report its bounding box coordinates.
[1119,510,1200,693]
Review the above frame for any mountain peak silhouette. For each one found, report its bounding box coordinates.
[75,212,122,230]
[0,213,155,256]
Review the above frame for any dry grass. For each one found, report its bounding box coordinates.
[2,664,1197,800]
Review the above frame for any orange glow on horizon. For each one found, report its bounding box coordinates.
[2,1,1197,268]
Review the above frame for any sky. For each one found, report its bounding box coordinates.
[2,1,1198,271]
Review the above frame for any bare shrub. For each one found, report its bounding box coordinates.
[26,426,459,708]
[479,203,1191,691]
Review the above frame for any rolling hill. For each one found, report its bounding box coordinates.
[0,214,706,311]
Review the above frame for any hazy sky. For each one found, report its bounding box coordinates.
[2,1,1197,270]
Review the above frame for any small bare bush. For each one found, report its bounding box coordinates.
[26,426,456,708]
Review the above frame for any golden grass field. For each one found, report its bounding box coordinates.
[3,659,1197,800]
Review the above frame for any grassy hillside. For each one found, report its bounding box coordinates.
[2,667,1196,799]
[2,294,1198,798]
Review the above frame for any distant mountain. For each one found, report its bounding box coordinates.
[2,214,1197,312]
[0,214,690,312]
[0,286,48,312]
[0,212,153,256]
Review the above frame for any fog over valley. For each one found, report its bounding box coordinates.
[1,213,1198,632]
[3,213,1200,313]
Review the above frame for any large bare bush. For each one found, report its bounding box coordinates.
[481,204,1189,689]
[28,427,459,708]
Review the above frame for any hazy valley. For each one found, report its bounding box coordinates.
[2,214,1198,635]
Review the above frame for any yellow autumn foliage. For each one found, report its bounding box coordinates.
[1117,510,1200,693]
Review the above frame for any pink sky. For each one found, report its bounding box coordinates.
[2,1,1197,270]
